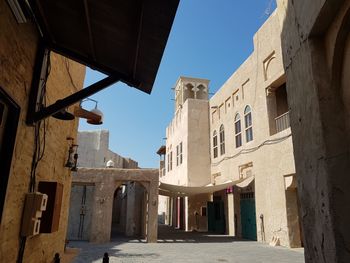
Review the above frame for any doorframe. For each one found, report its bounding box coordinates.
[0,87,20,223]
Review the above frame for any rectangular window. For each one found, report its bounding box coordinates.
[213,134,218,158]
[219,127,225,155]
[170,151,173,171]
[176,145,179,166]
[236,134,242,148]
[179,142,183,164]
[246,127,253,142]
[235,119,242,148]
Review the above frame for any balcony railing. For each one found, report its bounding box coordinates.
[275,111,290,133]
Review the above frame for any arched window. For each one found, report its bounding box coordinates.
[234,113,242,148]
[213,130,218,158]
[219,125,225,155]
[244,106,253,142]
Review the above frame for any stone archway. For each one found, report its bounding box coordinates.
[72,168,159,243]
[110,182,148,239]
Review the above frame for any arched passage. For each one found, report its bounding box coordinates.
[72,168,159,243]
[110,182,147,239]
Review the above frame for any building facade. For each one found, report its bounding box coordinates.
[67,130,159,243]
[0,1,86,262]
[159,9,303,248]
[277,0,350,261]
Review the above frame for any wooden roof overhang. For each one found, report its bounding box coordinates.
[26,0,179,124]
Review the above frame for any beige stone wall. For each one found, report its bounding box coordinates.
[77,130,138,169]
[163,100,189,185]
[163,91,211,186]
[187,194,210,231]
[160,9,299,247]
[278,0,350,261]
[0,2,85,262]
[209,10,296,246]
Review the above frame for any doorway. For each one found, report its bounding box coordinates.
[207,196,225,234]
[110,182,146,239]
[67,184,94,241]
[240,192,257,240]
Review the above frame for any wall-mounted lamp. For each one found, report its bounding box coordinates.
[65,137,78,171]
[73,98,104,125]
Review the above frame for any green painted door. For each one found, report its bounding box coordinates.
[240,193,257,240]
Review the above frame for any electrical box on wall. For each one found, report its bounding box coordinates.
[21,192,48,237]
[38,181,63,233]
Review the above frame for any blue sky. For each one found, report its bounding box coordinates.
[78,0,277,168]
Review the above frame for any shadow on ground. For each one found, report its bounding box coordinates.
[157,224,251,243]
[68,224,256,262]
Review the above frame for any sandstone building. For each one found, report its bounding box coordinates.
[159,8,303,248]
[277,0,350,262]
[0,2,85,262]
[67,130,155,243]
[0,0,178,261]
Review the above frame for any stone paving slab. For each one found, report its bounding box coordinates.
[69,238,304,263]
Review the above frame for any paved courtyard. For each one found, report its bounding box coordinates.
[69,226,305,263]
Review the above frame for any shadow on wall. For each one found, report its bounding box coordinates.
[279,0,350,262]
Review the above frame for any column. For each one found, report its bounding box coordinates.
[227,193,235,236]
[147,180,159,243]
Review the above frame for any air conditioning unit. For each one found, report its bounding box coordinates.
[6,0,29,23]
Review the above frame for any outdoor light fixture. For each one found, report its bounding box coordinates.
[52,100,75,120]
[65,137,78,170]
[74,98,104,125]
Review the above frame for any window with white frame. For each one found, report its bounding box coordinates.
[219,124,225,155]
[170,151,173,171]
[176,143,183,166]
[244,105,253,142]
[235,113,242,148]
[213,130,218,158]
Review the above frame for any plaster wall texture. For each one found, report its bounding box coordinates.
[160,10,299,248]
[163,82,211,187]
[163,100,189,186]
[73,168,159,243]
[162,79,212,231]
[0,2,86,262]
[187,194,210,231]
[67,185,94,241]
[77,130,138,169]
[278,0,350,261]
[209,10,296,247]
[69,130,140,242]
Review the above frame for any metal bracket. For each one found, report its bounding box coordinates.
[26,42,120,125]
